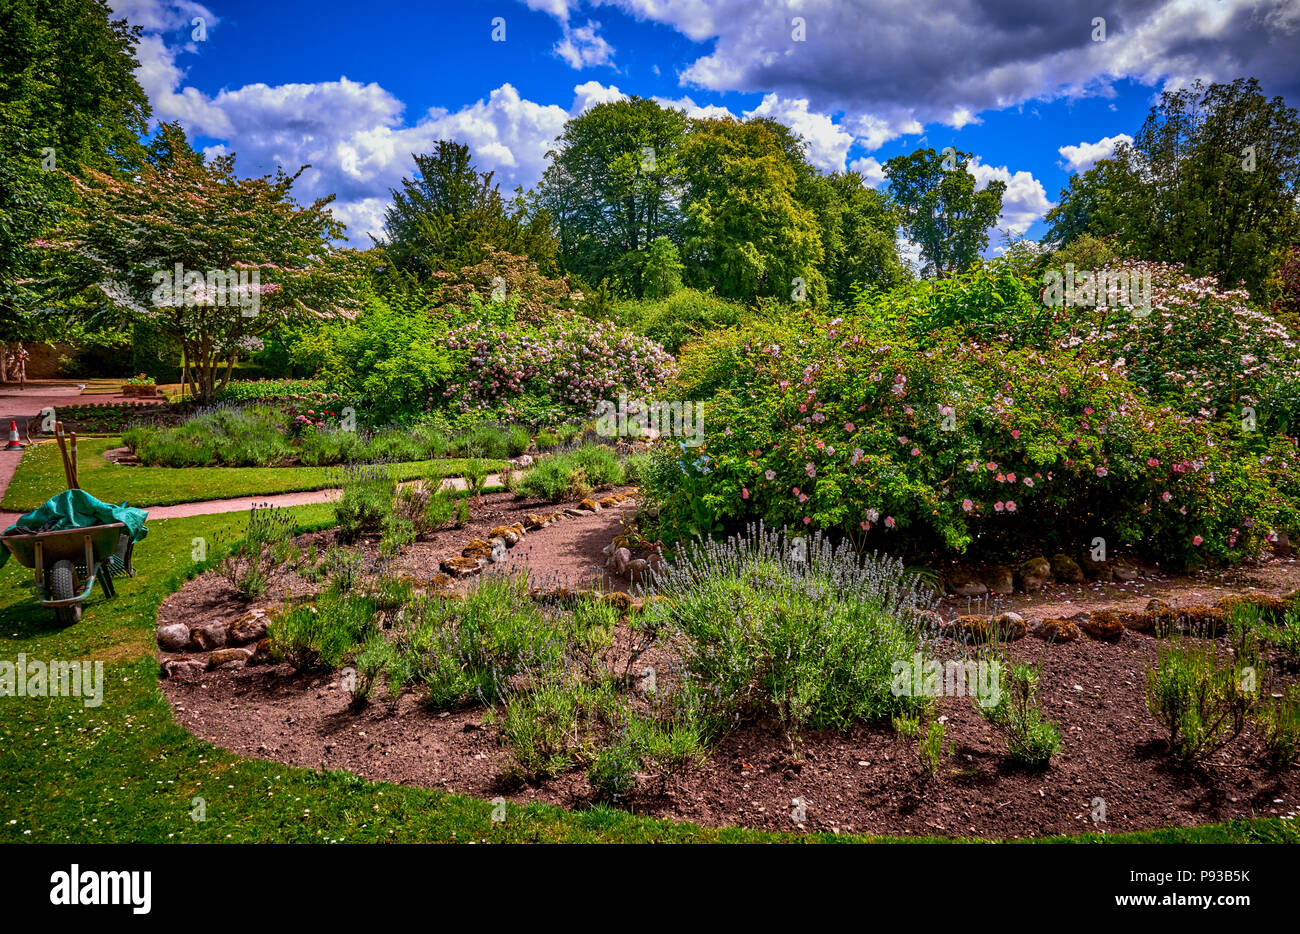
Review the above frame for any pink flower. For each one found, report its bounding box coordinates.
[1023,477,1034,487]
[1083,407,1094,415]
[961,499,973,513]
[1192,535,1203,546]
[911,447,920,457]
[860,520,872,531]
[884,516,895,528]
[764,469,775,481]
[1161,491,1172,502]
[1147,457,1160,467]
[1095,466,1108,477]
[1005,501,1017,512]
[741,488,749,499]
[803,516,812,524]
[1010,429,1020,440]
[996,473,1006,483]
[844,422,855,433]
[994,501,1005,512]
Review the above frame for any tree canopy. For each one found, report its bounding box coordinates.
[44,124,364,401]
[1045,78,1300,300]
[0,0,150,333]
[885,147,1006,277]
[377,141,556,283]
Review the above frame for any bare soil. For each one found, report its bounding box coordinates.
[157,500,1300,839]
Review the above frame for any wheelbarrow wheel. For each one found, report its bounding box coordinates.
[50,559,82,626]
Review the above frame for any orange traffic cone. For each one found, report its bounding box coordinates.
[3,420,23,451]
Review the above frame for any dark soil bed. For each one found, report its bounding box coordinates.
[161,628,1299,838]
[156,494,1300,839]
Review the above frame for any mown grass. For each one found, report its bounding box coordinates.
[0,504,1294,844]
[1,437,505,512]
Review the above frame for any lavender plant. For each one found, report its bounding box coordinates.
[642,523,938,746]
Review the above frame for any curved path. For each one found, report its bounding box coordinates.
[1,378,511,527]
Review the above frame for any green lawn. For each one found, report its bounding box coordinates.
[1,436,504,512]
[0,504,1294,844]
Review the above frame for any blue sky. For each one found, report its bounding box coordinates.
[110,0,1300,253]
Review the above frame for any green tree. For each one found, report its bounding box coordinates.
[45,123,364,401]
[0,0,150,332]
[885,148,1005,277]
[539,97,688,294]
[378,141,555,282]
[811,171,908,300]
[1046,79,1300,300]
[641,236,684,299]
[679,117,825,303]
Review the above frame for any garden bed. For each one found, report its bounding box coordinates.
[162,620,1298,838]
[155,503,1300,839]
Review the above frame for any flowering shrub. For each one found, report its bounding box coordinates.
[646,309,1300,568]
[443,315,675,418]
[1055,261,1300,428]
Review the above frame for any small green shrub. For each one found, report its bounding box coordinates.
[977,661,1061,768]
[1146,637,1255,765]
[515,444,625,502]
[918,720,947,775]
[1255,684,1300,769]
[296,427,362,466]
[331,464,395,543]
[221,504,297,599]
[642,525,932,746]
[534,429,559,450]
[270,590,378,671]
[505,425,531,458]
[351,634,397,707]
[397,577,559,709]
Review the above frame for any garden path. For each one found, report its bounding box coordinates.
[0,473,506,528]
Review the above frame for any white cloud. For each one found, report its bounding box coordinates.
[573,80,628,113]
[969,160,1054,239]
[554,19,617,69]
[652,94,735,120]
[744,93,853,172]
[848,155,887,188]
[583,0,1300,154]
[1058,133,1134,173]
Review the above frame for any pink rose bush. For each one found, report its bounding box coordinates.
[644,301,1300,567]
[443,316,675,416]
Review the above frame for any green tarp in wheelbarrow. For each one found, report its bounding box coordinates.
[0,490,148,623]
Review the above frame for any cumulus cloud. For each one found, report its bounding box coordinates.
[573,80,628,113]
[653,94,735,120]
[968,160,1054,239]
[1058,133,1135,173]
[848,156,887,188]
[743,93,853,172]
[554,20,617,69]
[578,0,1300,150]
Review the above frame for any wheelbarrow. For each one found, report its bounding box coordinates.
[0,523,135,625]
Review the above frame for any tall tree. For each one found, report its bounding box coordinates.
[0,0,150,333]
[378,141,555,282]
[1045,79,1300,300]
[679,117,826,303]
[809,170,908,300]
[44,124,364,401]
[885,148,1005,277]
[538,97,688,294]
